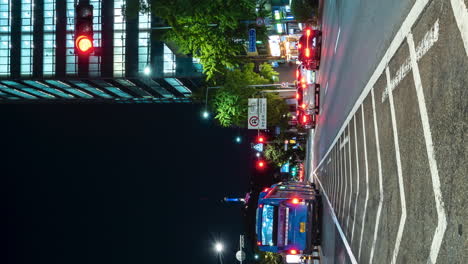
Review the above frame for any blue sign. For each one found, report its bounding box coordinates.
[248,29,256,52]
[253,143,263,152]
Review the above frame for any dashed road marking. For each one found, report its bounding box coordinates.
[346,125,353,236]
[314,172,358,264]
[351,117,360,242]
[386,67,407,264]
[451,0,468,56]
[335,27,341,54]
[369,89,384,264]
[407,33,447,264]
[358,106,370,261]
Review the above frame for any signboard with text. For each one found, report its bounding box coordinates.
[248,98,267,129]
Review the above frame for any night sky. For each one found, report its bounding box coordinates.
[0,103,250,264]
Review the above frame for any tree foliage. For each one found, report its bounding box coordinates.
[211,63,288,128]
[290,0,319,23]
[127,0,260,80]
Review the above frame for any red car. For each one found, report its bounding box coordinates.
[298,28,322,70]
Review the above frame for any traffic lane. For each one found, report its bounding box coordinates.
[312,1,468,262]
[407,1,468,262]
[315,0,418,164]
[314,171,353,264]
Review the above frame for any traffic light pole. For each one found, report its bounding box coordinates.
[78,55,90,78]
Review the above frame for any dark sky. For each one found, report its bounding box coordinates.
[0,103,250,264]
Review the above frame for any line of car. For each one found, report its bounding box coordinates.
[295,27,322,130]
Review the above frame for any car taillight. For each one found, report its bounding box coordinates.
[296,110,299,116]
[302,83,306,89]
[296,69,299,79]
[306,29,311,37]
[290,249,298,255]
[302,115,308,124]
[305,48,310,58]
[257,241,262,246]
[298,43,301,49]
[296,93,300,99]
[302,103,306,109]
[291,198,300,204]
[263,188,270,192]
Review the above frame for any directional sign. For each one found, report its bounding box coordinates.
[248,28,256,53]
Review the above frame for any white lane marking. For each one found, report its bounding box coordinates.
[369,89,384,264]
[407,33,447,264]
[386,67,407,264]
[327,157,332,165]
[314,172,358,264]
[451,0,468,56]
[346,125,353,236]
[339,136,344,220]
[313,0,430,173]
[382,20,440,103]
[340,135,349,149]
[335,27,341,54]
[358,106,370,261]
[334,147,339,206]
[325,81,329,95]
[342,133,348,223]
[351,117,360,242]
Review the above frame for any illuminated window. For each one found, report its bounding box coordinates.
[163,44,175,75]
[44,0,56,76]
[0,0,11,76]
[113,0,125,77]
[138,10,150,74]
[66,0,77,75]
[21,0,34,76]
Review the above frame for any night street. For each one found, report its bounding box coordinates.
[308,0,467,263]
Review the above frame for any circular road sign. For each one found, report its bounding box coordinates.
[256,17,264,26]
[249,116,259,127]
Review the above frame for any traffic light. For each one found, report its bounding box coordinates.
[256,160,266,169]
[75,3,94,55]
[257,136,265,143]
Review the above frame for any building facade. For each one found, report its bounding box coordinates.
[0,0,203,103]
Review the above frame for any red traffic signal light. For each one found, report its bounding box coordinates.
[257,160,266,169]
[257,136,265,143]
[75,4,94,55]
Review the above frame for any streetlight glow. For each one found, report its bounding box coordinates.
[143,66,151,75]
[202,111,210,119]
[215,242,223,252]
[235,136,241,143]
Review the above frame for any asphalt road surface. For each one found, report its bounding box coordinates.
[306,0,468,263]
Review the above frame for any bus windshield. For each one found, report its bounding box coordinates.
[261,204,278,246]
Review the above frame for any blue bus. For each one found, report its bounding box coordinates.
[255,182,321,256]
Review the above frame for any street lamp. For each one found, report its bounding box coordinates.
[215,242,223,252]
[202,86,222,120]
[235,136,242,143]
[213,242,224,264]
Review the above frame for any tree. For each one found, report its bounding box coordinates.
[211,63,288,128]
[290,0,319,23]
[127,0,262,80]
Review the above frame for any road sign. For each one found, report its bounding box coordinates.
[248,28,256,53]
[256,17,264,26]
[264,17,271,26]
[258,98,267,129]
[248,98,267,129]
[253,143,264,152]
